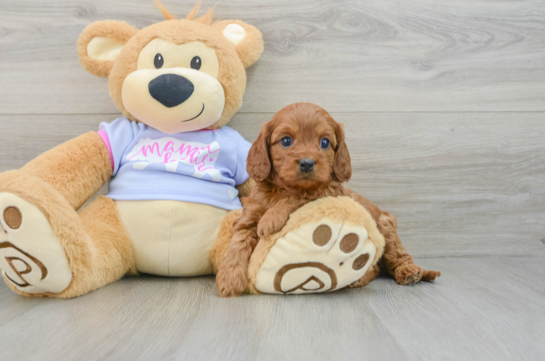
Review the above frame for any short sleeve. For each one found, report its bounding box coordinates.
[98,118,137,176]
[233,133,252,186]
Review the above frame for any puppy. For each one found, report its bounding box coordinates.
[216,102,440,297]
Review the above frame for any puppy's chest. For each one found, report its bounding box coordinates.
[257,183,346,210]
[264,196,314,211]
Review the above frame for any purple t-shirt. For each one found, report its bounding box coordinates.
[98,117,251,210]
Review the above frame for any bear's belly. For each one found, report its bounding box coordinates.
[115,200,228,277]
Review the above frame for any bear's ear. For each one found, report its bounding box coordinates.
[77,20,138,77]
[213,20,264,68]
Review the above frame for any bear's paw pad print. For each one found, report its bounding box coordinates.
[0,193,72,294]
[255,219,377,294]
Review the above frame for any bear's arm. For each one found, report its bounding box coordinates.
[21,132,113,210]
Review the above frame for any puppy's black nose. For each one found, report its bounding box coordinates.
[299,158,315,173]
[149,74,194,108]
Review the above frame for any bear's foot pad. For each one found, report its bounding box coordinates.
[255,218,377,294]
[0,193,72,294]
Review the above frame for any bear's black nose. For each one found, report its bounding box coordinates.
[299,158,315,173]
[148,74,194,108]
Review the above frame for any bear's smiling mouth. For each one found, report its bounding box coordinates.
[181,103,205,122]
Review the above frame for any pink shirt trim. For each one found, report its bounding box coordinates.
[97,130,114,170]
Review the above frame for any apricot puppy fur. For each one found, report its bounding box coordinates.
[216,102,440,297]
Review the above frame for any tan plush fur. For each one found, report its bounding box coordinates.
[212,20,264,69]
[154,0,178,21]
[76,3,264,130]
[0,171,135,298]
[78,21,139,78]
[21,132,112,210]
[0,3,264,298]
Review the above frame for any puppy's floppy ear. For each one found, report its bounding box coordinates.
[247,122,273,181]
[77,20,138,77]
[333,122,352,182]
[212,20,264,68]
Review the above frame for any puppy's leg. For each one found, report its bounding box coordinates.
[377,212,440,285]
[216,198,265,297]
[344,188,440,285]
[216,228,258,297]
[257,198,308,239]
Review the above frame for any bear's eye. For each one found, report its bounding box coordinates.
[190,56,202,70]
[154,53,164,69]
[320,138,331,150]
[280,136,293,148]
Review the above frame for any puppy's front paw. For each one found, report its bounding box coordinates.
[257,213,287,239]
[216,265,248,298]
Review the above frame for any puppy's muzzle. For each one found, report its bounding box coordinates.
[299,158,315,173]
[149,74,194,108]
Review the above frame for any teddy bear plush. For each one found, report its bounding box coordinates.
[0,2,426,298]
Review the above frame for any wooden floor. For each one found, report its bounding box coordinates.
[0,0,544,360]
[1,258,544,361]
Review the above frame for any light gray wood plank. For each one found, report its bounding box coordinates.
[1,112,543,257]
[0,257,544,361]
[0,277,174,361]
[0,286,44,328]
[0,0,544,114]
[368,257,545,360]
[171,285,408,361]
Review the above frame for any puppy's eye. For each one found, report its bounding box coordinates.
[154,53,164,69]
[280,136,293,148]
[190,56,202,70]
[320,138,331,150]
